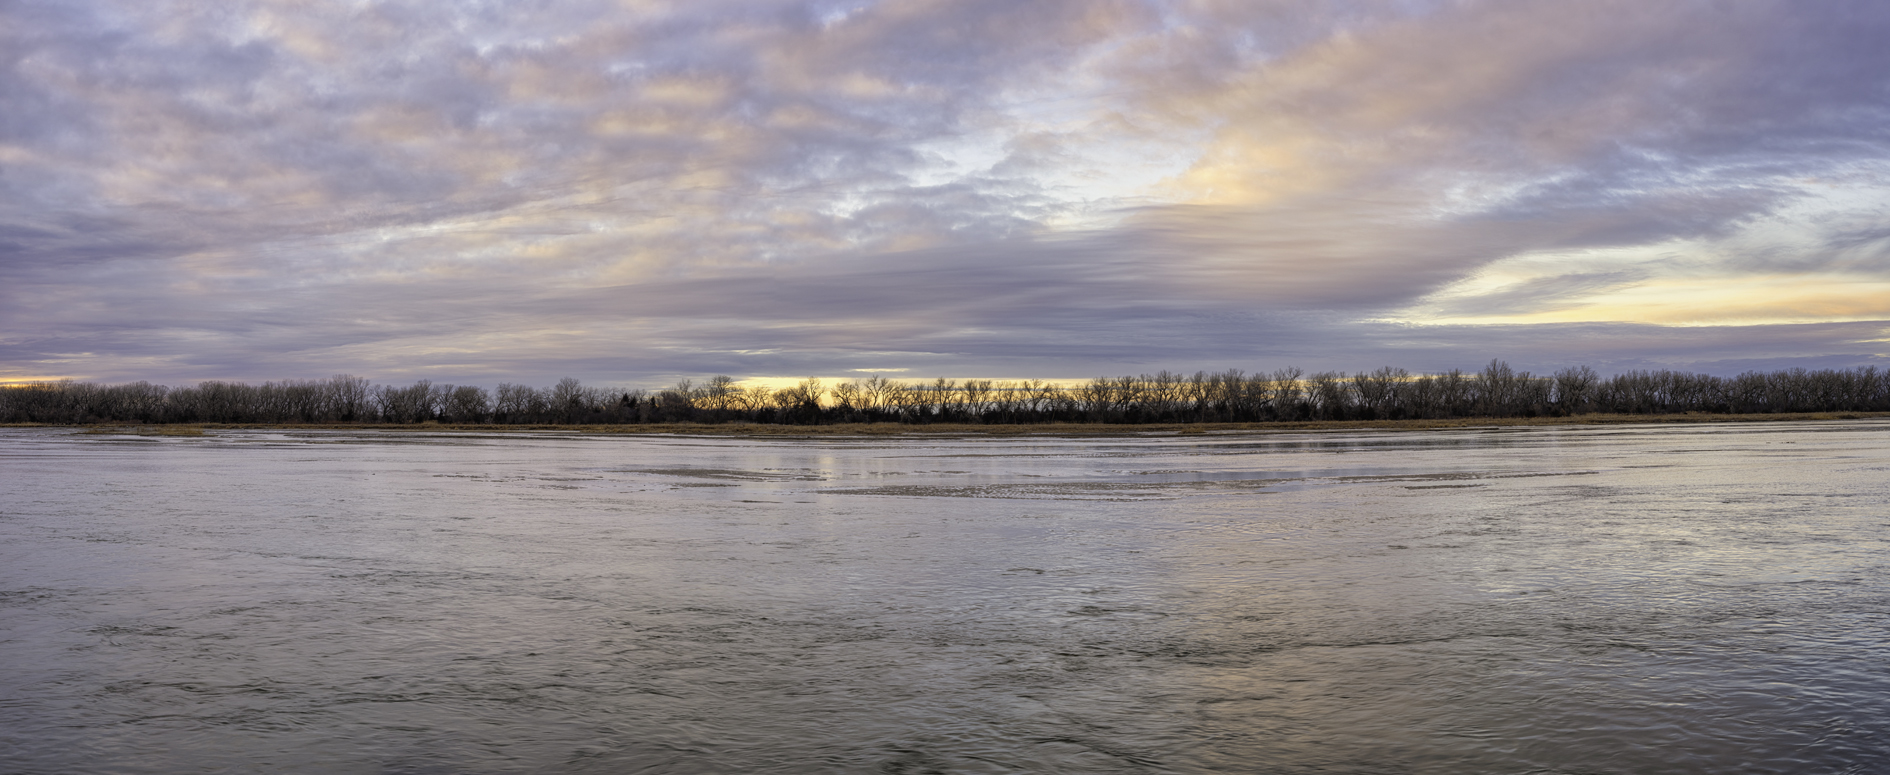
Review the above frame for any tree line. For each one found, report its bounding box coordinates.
[3,361,1887,426]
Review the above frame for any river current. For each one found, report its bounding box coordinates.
[3,422,1888,773]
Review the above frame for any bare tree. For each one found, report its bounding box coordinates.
[702,375,737,411]
[830,380,863,410]
[443,385,490,423]
[1353,366,1408,419]
[961,379,993,419]
[328,375,369,422]
[1552,366,1598,415]
[1267,368,1304,419]
[1307,372,1349,420]
[550,377,587,423]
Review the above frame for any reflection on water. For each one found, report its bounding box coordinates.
[3,422,1889,773]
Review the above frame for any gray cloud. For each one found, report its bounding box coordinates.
[3,0,1888,385]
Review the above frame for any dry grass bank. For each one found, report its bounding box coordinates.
[76,425,206,437]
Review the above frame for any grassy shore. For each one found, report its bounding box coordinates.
[21,411,1890,438]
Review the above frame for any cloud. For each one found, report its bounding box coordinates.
[2,0,1888,385]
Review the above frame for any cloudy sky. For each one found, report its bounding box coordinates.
[5,0,1889,387]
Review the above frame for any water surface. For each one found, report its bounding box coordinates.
[3,422,1888,773]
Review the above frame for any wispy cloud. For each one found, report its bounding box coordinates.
[4,0,1888,384]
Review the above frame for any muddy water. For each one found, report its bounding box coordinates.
[3,422,1889,773]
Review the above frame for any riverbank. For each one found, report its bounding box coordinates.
[21,410,1890,438]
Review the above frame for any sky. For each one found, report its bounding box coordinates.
[4,0,1889,387]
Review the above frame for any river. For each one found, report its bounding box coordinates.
[3,422,1888,773]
